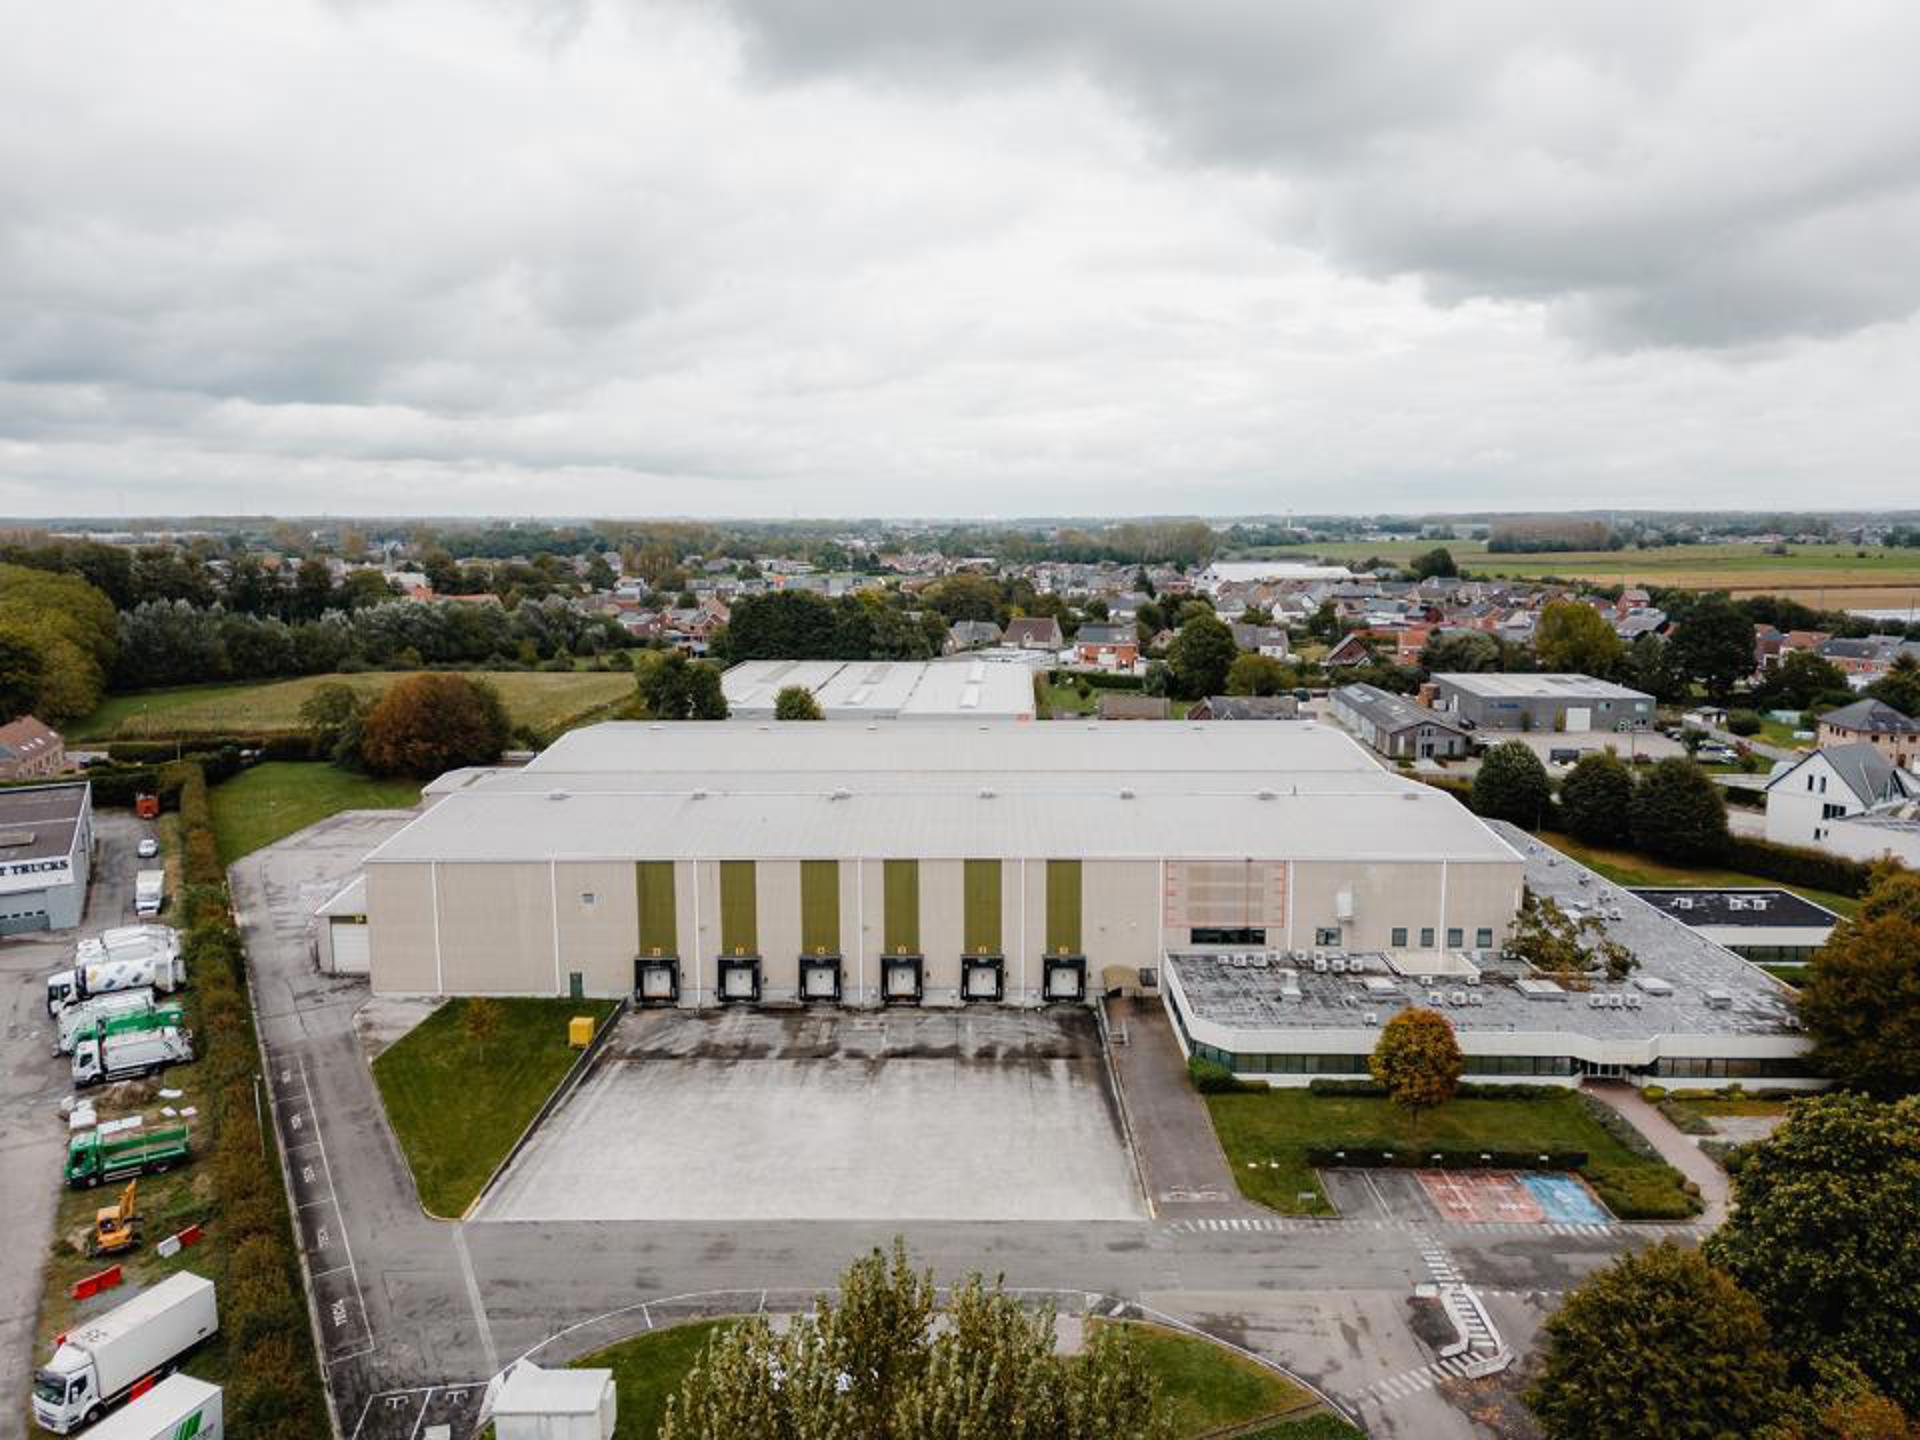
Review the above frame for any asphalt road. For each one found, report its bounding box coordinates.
[0,810,148,1440]
[233,812,1683,1440]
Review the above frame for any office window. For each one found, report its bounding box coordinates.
[1446,928,1464,948]
[1391,927,1408,948]
[1476,928,1494,949]
[1314,927,1341,947]
[1420,927,1435,948]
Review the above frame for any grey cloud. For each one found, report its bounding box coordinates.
[706,0,1920,347]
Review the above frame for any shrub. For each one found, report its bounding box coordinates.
[1727,710,1764,736]
[1472,742,1554,828]
[1188,1056,1246,1093]
[1724,836,1874,898]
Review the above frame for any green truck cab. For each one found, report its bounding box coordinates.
[66,1127,191,1189]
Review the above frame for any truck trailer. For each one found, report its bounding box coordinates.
[31,1272,218,1434]
[54,989,161,1056]
[73,1374,221,1440]
[72,1025,194,1089]
[67,1125,191,1189]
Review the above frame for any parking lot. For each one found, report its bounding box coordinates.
[475,1006,1148,1223]
[0,810,149,1414]
[1322,1168,1613,1228]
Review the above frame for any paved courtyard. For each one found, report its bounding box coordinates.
[475,1006,1148,1223]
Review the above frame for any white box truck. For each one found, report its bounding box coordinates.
[134,871,166,917]
[47,949,186,1014]
[55,988,161,1055]
[72,1024,195,1088]
[72,1374,221,1440]
[31,1272,218,1434]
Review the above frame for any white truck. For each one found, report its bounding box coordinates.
[46,934,186,1014]
[30,1271,218,1434]
[73,1375,221,1440]
[134,870,166,917]
[72,1024,195,1089]
[54,988,162,1056]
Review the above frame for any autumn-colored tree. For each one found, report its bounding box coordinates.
[462,997,502,1064]
[1534,599,1626,679]
[359,672,511,778]
[1369,1007,1463,1142]
[1798,908,1920,1099]
[662,1240,1168,1440]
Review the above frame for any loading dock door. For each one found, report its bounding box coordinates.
[718,957,761,1003]
[882,955,923,1003]
[1043,956,1087,1002]
[800,955,842,1002]
[962,956,1004,1002]
[328,918,371,974]
[635,956,680,1005]
[1566,707,1591,731]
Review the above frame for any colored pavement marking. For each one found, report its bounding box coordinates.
[1520,1173,1610,1225]
[1416,1170,1547,1224]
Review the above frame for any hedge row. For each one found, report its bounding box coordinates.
[1306,1078,1560,1102]
[1307,1146,1589,1170]
[108,734,324,764]
[1048,668,1147,692]
[173,764,331,1437]
[1723,835,1874,899]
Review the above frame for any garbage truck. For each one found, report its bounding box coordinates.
[54,988,161,1055]
[71,1024,194,1088]
[73,1374,222,1440]
[134,870,165,917]
[66,1125,191,1189]
[30,1271,218,1433]
[46,938,186,1014]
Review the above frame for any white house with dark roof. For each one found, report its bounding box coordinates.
[1763,742,1920,849]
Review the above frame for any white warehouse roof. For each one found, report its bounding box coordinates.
[723,659,1036,721]
[1432,673,1652,701]
[363,722,1522,865]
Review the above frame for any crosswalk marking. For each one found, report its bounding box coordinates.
[1164,1216,1702,1239]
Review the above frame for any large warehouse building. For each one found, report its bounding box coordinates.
[357,722,1525,1006]
[0,781,93,934]
[722,659,1036,722]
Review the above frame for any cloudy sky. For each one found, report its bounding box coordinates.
[4,1,1919,519]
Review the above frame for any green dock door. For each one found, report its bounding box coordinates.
[801,860,840,955]
[720,861,758,955]
[964,859,1001,954]
[884,859,920,954]
[636,862,677,957]
[1046,860,1082,955]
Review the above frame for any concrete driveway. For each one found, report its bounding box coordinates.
[0,811,145,1432]
[477,1007,1145,1223]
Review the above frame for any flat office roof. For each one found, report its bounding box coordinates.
[722,659,1035,720]
[1172,821,1800,1042]
[0,782,89,862]
[1433,673,1652,702]
[1629,888,1840,931]
[364,722,1523,865]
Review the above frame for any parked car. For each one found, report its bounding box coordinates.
[135,838,159,859]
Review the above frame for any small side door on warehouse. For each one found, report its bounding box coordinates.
[634,861,679,1004]
[798,859,841,1002]
[881,859,922,1002]
[717,860,761,1002]
[1042,859,1086,1002]
[961,858,1003,1001]
[328,917,371,974]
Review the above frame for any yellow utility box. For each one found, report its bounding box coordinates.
[568,1015,595,1049]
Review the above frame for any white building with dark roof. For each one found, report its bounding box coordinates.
[0,781,93,934]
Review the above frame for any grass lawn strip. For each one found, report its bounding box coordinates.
[1535,830,1861,919]
[1204,1089,1693,1218]
[209,761,420,865]
[373,997,619,1217]
[73,669,633,741]
[570,1317,1343,1440]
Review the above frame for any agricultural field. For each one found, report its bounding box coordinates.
[72,669,634,741]
[1242,540,1920,606]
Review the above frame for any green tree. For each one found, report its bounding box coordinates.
[1628,758,1730,863]
[1166,614,1237,699]
[1526,1242,1789,1440]
[1420,630,1502,674]
[1369,1007,1463,1142]
[359,673,511,777]
[1306,600,1341,643]
[1627,632,1691,705]
[1668,592,1757,703]
[1866,655,1920,718]
[774,685,824,720]
[0,623,46,723]
[1534,600,1626,678]
[1408,547,1458,580]
[1472,741,1553,828]
[1797,886,1920,1099]
[298,680,373,769]
[637,652,730,720]
[1706,1094,1920,1413]
[1766,650,1851,710]
[462,997,502,1064]
[1558,751,1634,847]
[661,1240,1167,1440]
[1225,653,1289,697]
[1505,891,1636,981]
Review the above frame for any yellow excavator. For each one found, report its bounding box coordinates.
[87,1181,142,1258]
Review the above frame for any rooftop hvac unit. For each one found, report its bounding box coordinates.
[1363,1012,1379,1026]
[1450,991,1468,1007]
[1464,972,1481,986]
[1313,956,1329,974]
[1578,874,1592,886]
[1705,988,1734,1009]
[1329,956,1347,973]
[1623,993,1643,1009]
[1252,954,1270,969]
[1468,992,1484,1006]
[1635,976,1675,995]
[1588,993,1605,1008]
[1606,994,1624,1009]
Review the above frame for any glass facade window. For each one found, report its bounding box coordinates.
[1651,1056,1809,1079]
[1314,927,1340,946]
[1192,927,1266,946]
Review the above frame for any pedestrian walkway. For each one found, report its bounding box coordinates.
[1582,1081,1729,1227]
[1164,1215,1700,1241]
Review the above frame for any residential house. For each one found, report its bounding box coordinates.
[1763,743,1920,849]
[1230,624,1290,659]
[1330,684,1471,760]
[1818,635,1920,686]
[946,619,1003,653]
[1322,633,1375,668]
[0,716,65,780]
[1096,693,1170,721]
[1817,698,1920,769]
[1002,616,1065,652]
[1075,624,1139,669]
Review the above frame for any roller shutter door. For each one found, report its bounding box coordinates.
[328,918,371,974]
